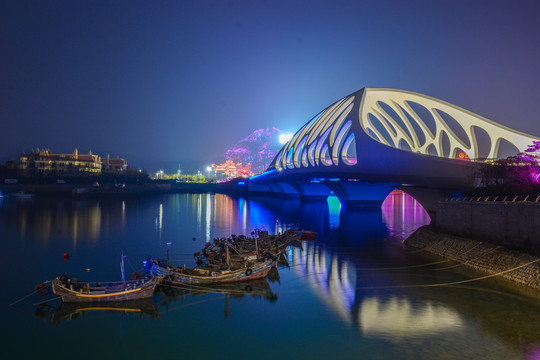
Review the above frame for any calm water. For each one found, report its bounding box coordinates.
[1,191,540,360]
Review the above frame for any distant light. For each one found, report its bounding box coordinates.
[206,166,212,172]
[279,133,293,144]
[238,181,245,185]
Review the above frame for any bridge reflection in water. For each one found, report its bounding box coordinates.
[381,189,431,238]
[286,190,462,339]
[287,245,463,339]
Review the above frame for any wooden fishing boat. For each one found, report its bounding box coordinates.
[51,250,158,302]
[51,276,158,303]
[156,257,277,285]
[149,230,302,286]
[284,229,317,241]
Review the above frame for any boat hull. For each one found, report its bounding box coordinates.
[162,259,276,285]
[51,277,158,303]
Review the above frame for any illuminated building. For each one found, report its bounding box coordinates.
[212,160,252,179]
[102,154,128,173]
[19,148,102,176]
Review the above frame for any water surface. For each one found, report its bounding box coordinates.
[1,192,539,359]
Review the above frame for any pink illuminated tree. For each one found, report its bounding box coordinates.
[502,141,540,185]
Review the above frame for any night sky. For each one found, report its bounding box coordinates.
[1,0,539,170]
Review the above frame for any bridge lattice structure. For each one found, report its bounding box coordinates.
[270,88,537,173]
[250,88,539,213]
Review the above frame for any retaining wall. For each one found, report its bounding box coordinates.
[436,201,540,255]
[405,226,540,291]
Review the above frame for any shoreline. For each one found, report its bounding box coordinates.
[405,225,540,295]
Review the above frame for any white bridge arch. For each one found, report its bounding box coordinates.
[250,88,539,214]
[270,88,539,172]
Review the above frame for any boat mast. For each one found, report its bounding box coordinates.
[120,250,126,284]
[225,243,230,269]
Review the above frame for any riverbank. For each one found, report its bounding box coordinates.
[0,179,253,198]
[0,182,171,197]
[405,226,540,293]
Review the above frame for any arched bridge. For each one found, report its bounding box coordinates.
[246,88,539,216]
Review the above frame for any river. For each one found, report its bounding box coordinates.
[1,191,539,359]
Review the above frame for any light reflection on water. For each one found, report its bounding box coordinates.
[1,191,539,359]
[382,189,431,238]
[288,243,463,340]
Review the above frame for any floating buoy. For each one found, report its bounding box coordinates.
[63,252,70,261]
[192,237,196,241]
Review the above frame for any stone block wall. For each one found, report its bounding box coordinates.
[436,201,540,255]
[405,226,540,290]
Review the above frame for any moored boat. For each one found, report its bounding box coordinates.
[150,229,305,286]
[51,276,158,303]
[284,229,317,241]
[51,251,158,302]
[156,257,276,285]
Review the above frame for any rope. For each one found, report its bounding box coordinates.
[9,289,41,307]
[295,257,540,291]
[352,259,450,271]
[9,280,52,306]
[162,295,226,314]
[419,257,540,288]
[33,296,62,306]
[159,282,268,295]
[125,256,137,273]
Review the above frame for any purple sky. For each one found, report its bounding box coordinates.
[1,0,539,170]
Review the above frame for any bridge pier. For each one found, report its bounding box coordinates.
[324,181,394,208]
[269,182,299,198]
[247,182,272,194]
[290,182,332,201]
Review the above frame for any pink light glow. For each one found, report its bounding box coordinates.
[381,190,430,238]
[526,345,540,360]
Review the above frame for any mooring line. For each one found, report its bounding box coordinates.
[33,296,62,306]
[9,289,40,307]
[420,258,540,287]
[159,282,267,295]
[162,295,226,313]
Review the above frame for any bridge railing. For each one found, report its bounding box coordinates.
[446,195,540,203]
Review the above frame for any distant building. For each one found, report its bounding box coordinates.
[102,154,128,173]
[19,148,102,176]
[212,160,252,179]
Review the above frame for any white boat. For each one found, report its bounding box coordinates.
[12,191,34,198]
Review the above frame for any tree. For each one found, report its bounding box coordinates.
[502,141,540,186]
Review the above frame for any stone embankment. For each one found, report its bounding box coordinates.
[436,200,540,255]
[405,226,540,290]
